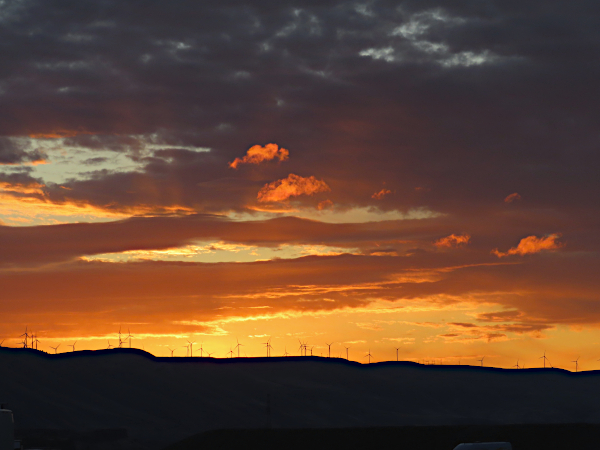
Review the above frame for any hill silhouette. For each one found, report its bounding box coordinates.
[2,347,600,449]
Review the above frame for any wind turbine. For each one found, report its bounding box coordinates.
[107,340,114,349]
[298,339,307,356]
[199,343,204,357]
[325,342,334,358]
[227,347,234,358]
[234,338,244,357]
[310,346,314,356]
[365,349,373,364]
[263,338,273,357]
[168,347,176,357]
[118,327,123,348]
[0,339,4,347]
[477,356,485,367]
[187,339,196,357]
[344,346,350,360]
[512,360,520,369]
[125,329,133,348]
[395,347,400,362]
[283,347,290,357]
[20,326,30,349]
[572,356,580,372]
[206,351,214,357]
[540,350,552,368]
[50,344,60,354]
[69,341,77,352]
[33,334,40,350]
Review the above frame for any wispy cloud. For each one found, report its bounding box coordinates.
[372,189,391,200]
[435,234,470,248]
[504,193,522,203]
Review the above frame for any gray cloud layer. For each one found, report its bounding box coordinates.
[0,0,598,215]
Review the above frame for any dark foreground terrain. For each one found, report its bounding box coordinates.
[165,424,600,450]
[4,348,600,449]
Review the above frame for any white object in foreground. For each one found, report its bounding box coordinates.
[0,407,14,450]
[454,443,512,450]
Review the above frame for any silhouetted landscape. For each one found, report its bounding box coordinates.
[3,347,600,449]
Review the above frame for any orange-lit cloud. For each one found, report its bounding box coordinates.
[435,234,471,248]
[28,130,92,139]
[257,173,330,203]
[229,143,289,169]
[317,199,333,210]
[504,192,522,203]
[372,189,391,199]
[492,234,563,257]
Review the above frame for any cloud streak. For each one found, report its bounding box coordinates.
[492,234,564,257]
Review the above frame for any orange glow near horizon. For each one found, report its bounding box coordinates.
[6,297,600,371]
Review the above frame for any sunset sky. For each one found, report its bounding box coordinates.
[1,0,600,370]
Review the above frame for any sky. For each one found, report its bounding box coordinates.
[1,0,600,370]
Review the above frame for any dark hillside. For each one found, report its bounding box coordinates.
[2,348,600,449]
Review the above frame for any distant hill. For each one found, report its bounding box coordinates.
[1,348,599,449]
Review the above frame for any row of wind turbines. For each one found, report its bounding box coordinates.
[7,326,134,354]
[2,328,592,371]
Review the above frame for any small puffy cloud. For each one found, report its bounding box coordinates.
[492,233,563,257]
[229,143,289,169]
[504,192,522,203]
[372,189,391,200]
[435,234,470,248]
[257,173,330,203]
[317,199,333,210]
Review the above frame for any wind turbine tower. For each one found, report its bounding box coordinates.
[234,338,244,357]
[20,327,30,349]
[365,349,373,364]
[187,340,196,357]
[325,342,334,358]
[572,356,580,372]
[125,329,133,348]
[540,350,552,368]
[263,338,273,357]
